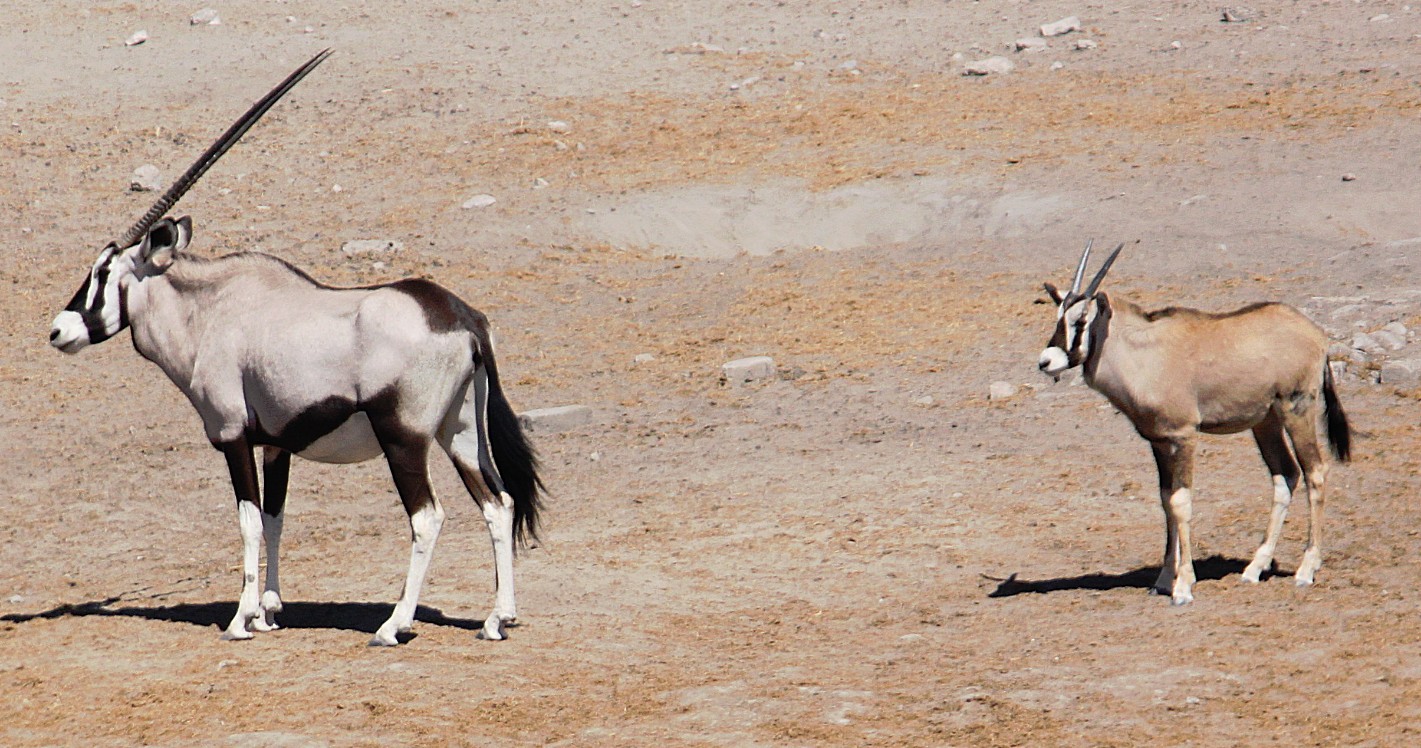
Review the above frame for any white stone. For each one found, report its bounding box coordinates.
[547,120,570,133]
[129,164,162,192]
[1220,7,1253,23]
[1352,332,1384,355]
[340,239,403,255]
[1380,359,1421,387]
[1372,328,1407,351]
[190,8,221,25]
[462,194,497,209]
[1383,321,1409,339]
[989,381,1019,400]
[518,405,594,432]
[634,353,656,364]
[1014,38,1048,53]
[722,356,776,384]
[1075,39,1098,50]
[962,56,1014,76]
[1040,16,1081,37]
[125,30,149,47]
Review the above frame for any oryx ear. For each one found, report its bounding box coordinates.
[139,216,192,272]
[1043,282,1063,305]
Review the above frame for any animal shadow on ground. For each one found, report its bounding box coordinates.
[987,555,1270,598]
[0,597,483,641]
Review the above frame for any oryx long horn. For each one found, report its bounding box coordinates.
[1069,239,1094,295]
[114,48,333,250]
[1082,242,1125,297]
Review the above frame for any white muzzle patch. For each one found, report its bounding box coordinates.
[49,311,90,354]
[1038,346,1069,378]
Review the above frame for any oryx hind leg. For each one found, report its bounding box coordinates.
[440,366,518,641]
[1150,437,1197,605]
[370,422,445,647]
[1243,411,1300,584]
[1282,404,1330,587]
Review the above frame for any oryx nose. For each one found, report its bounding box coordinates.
[49,328,59,341]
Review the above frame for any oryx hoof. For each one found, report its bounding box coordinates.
[1170,590,1194,606]
[479,615,513,641]
[220,627,254,641]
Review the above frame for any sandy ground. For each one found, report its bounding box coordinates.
[5,1,1421,745]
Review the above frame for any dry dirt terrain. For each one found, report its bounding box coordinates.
[5,1,1421,745]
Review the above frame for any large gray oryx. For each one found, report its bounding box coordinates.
[1037,242,1350,605]
[49,50,543,645]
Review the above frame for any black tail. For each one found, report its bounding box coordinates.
[1322,362,1351,463]
[480,340,544,549]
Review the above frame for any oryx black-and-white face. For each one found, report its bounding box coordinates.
[50,216,191,353]
[1037,240,1124,379]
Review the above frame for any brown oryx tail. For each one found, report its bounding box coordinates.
[1322,362,1351,463]
[480,336,545,548]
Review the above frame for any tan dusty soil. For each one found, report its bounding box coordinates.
[5,1,1421,746]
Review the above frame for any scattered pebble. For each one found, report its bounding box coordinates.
[722,356,776,384]
[462,194,497,209]
[914,395,935,406]
[547,120,570,133]
[1014,38,1048,53]
[634,353,656,364]
[962,56,1014,76]
[519,405,594,433]
[532,177,549,189]
[129,164,162,192]
[340,239,403,255]
[1040,16,1081,37]
[125,30,149,47]
[190,8,221,25]
[1221,7,1254,23]
[1075,39,1098,50]
[1342,173,1357,182]
[989,381,1019,400]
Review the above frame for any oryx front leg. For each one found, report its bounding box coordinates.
[1151,438,1197,605]
[218,439,266,640]
[254,447,290,632]
[1286,416,1330,587]
[370,429,443,647]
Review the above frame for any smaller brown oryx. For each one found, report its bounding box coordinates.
[1037,241,1350,605]
[50,50,543,645]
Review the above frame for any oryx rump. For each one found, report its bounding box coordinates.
[1038,241,1350,605]
[50,50,543,645]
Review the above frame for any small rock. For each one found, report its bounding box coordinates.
[721,356,776,384]
[633,353,656,364]
[340,239,403,255]
[532,177,549,189]
[1040,16,1081,37]
[462,194,497,209]
[1342,173,1357,182]
[838,59,859,70]
[914,395,935,406]
[129,164,162,192]
[588,451,602,462]
[1170,40,1184,50]
[1014,38,1048,53]
[1329,303,1366,320]
[1352,332,1384,355]
[547,120,570,133]
[988,381,1019,400]
[518,405,594,433]
[1370,13,1392,22]
[1372,328,1407,351]
[1075,39,1098,50]
[190,8,221,25]
[7,594,22,604]
[962,56,1014,76]
[1220,7,1254,23]
[1380,359,1421,387]
[125,30,149,47]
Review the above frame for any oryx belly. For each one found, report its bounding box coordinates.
[297,412,383,463]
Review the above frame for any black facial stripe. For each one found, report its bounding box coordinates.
[87,257,113,314]
[1068,313,1088,363]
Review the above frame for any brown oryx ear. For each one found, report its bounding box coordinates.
[1042,282,1063,305]
[139,216,192,272]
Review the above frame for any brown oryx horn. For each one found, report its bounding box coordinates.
[1068,238,1094,295]
[1082,242,1125,298]
[114,48,334,250]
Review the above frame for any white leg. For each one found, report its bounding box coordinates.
[371,501,446,647]
[1168,487,1196,605]
[481,491,518,640]
[222,501,264,640]
[1295,467,1327,586]
[1153,488,1177,595]
[1244,475,1292,583]
[252,510,284,632]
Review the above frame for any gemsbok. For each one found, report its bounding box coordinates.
[49,50,544,645]
[1037,241,1350,605]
